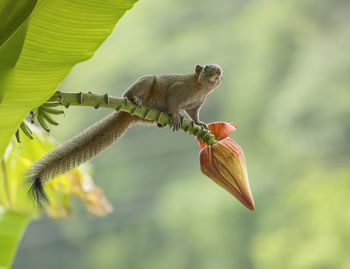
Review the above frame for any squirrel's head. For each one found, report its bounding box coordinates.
[195,64,223,87]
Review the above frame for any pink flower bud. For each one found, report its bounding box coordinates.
[199,138,255,211]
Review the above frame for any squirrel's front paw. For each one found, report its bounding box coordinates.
[132,96,143,106]
[171,114,183,131]
[195,120,208,130]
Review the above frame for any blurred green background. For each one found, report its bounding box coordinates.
[13,0,350,268]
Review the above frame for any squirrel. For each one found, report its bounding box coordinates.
[26,64,223,206]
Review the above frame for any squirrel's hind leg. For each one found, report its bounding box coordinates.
[123,75,156,106]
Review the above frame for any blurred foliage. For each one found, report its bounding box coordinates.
[253,169,350,269]
[4,0,350,268]
[0,124,112,268]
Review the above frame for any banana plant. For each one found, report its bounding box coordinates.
[0,1,138,268]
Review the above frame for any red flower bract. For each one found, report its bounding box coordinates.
[196,122,237,149]
[208,122,237,140]
[199,137,255,211]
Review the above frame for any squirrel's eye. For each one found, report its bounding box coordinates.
[204,66,208,71]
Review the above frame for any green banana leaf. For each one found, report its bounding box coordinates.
[0,0,37,66]
[0,0,138,158]
[0,210,31,269]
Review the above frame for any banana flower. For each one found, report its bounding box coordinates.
[196,122,255,211]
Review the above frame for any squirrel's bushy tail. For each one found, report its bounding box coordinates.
[26,111,141,206]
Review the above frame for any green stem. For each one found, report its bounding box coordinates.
[47,91,217,145]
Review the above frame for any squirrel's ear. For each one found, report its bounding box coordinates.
[195,65,203,75]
